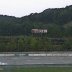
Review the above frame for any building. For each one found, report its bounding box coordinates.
[31,29,47,34]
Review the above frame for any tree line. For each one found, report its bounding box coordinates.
[0,36,71,52]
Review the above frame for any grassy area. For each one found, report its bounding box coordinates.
[2,67,72,72]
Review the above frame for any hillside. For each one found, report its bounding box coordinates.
[21,5,72,24]
[0,5,72,52]
[0,5,72,36]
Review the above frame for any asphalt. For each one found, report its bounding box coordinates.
[0,52,72,66]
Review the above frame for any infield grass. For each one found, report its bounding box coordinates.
[4,67,72,72]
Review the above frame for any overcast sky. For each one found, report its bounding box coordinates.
[0,0,72,17]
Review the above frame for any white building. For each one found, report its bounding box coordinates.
[31,29,47,33]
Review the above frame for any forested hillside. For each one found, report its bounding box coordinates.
[0,5,72,36]
[0,5,72,52]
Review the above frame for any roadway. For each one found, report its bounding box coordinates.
[0,52,72,66]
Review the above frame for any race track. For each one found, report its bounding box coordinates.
[0,52,72,66]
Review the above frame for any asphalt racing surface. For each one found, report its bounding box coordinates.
[0,52,72,66]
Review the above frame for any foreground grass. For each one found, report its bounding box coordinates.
[3,67,72,72]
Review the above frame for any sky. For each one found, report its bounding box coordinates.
[0,0,72,17]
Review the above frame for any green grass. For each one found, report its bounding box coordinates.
[3,67,72,72]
